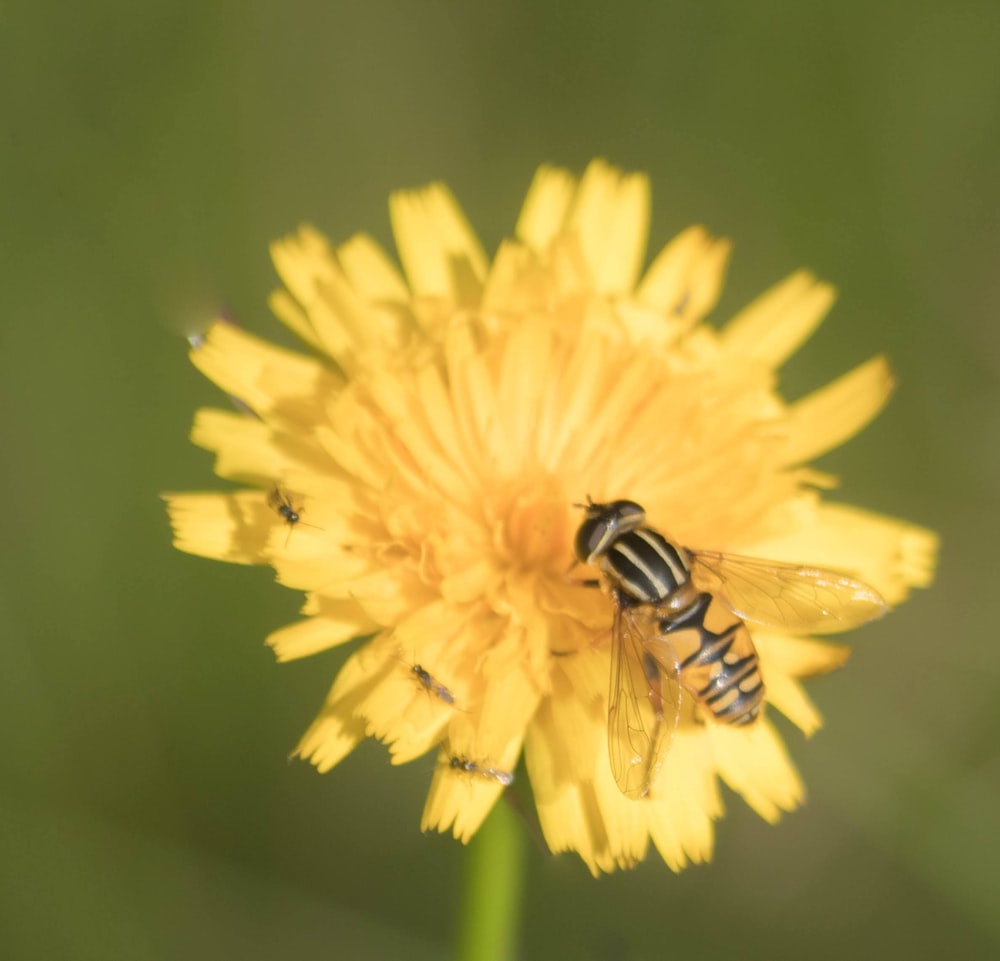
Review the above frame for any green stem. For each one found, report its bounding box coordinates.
[456,799,526,961]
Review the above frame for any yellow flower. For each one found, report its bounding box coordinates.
[163,160,937,874]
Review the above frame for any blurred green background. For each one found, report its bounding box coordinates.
[1,2,998,958]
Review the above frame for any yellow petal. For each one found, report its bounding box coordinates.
[420,731,523,842]
[463,650,543,760]
[295,711,366,774]
[268,226,340,354]
[351,645,456,764]
[389,182,487,301]
[273,551,400,596]
[567,159,651,294]
[363,365,479,504]
[515,164,576,252]
[271,225,370,362]
[190,408,327,485]
[709,721,804,823]
[162,491,270,564]
[294,649,376,772]
[591,750,654,870]
[781,356,895,465]
[647,727,721,869]
[270,226,410,371]
[496,323,556,464]
[332,573,437,628]
[635,226,732,329]
[754,631,851,679]
[266,600,376,662]
[190,320,336,422]
[647,799,716,872]
[304,261,388,365]
[360,604,478,740]
[336,233,410,302]
[527,655,606,783]
[533,783,604,875]
[719,271,835,368]
[314,422,387,494]
[762,670,824,736]
[523,664,609,873]
[381,707,453,765]
[480,239,532,314]
[528,747,617,875]
[444,323,500,474]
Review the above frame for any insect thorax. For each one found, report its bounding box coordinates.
[603,527,692,605]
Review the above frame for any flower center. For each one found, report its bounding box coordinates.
[491,475,571,572]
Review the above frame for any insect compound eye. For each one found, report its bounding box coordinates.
[573,500,644,560]
[574,516,607,563]
[607,499,646,521]
[574,499,649,563]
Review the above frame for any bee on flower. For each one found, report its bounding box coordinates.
[164,160,937,874]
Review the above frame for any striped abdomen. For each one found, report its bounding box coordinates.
[660,594,765,725]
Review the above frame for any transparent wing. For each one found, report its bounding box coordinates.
[608,601,682,800]
[689,550,888,635]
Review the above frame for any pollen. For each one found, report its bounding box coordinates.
[163,160,937,874]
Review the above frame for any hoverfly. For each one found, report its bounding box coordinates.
[574,498,888,800]
[446,755,515,787]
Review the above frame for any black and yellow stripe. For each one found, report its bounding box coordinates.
[577,498,765,727]
[664,596,765,724]
[602,527,690,604]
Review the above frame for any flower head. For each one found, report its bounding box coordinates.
[164,160,937,874]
